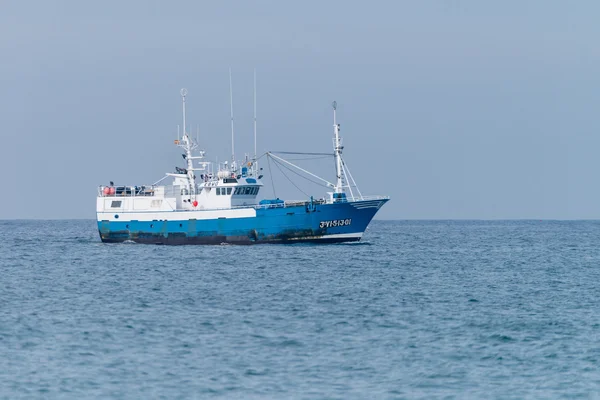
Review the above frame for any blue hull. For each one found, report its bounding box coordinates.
[97,199,388,245]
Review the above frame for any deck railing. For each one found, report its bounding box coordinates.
[352,195,390,201]
[98,185,157,197]
[98,185,389,211]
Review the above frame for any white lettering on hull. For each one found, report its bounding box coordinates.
[319,219,352,229]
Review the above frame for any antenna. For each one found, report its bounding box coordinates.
[229,68,235,165]
[332,100,343,194]
[181,88,188,138]
[254,68,258,175]
[332,100,337,123]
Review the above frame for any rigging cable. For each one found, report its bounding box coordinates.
[269,151,333,156]
[279,155,332,161]
[269,155,331,188]
[267,155,276,198]
[271,156,310,198]
[340,156,363,199]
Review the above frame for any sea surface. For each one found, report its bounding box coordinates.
[1,220,600,399]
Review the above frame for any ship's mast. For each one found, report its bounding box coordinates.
[229,68,236,173]
[180,88,196,194]
[182,88,187,141]
[332,101,343,194]
[253,68,258,176]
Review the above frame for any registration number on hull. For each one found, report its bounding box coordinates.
[320,219,352,228]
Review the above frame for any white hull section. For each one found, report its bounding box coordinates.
[97,207,257,222]
[318,232,363,240]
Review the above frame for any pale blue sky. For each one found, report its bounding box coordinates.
[1,0,599,219]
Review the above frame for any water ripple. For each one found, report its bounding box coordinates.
[1,220,600,397]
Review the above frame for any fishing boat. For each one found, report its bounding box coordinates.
[96,85,389,244]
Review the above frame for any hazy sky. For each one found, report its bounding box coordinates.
[1,1,599,219]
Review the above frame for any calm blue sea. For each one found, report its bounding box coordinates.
[1,220,600,399]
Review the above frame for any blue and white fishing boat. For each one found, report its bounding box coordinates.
[96,86,389,244]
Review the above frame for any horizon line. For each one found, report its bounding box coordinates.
[2,218,600,222]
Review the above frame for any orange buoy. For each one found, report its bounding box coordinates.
[108,187,116,195]
[103,187,110,195]
[192,200,198,207]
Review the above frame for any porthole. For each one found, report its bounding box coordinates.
[114,215,119,219]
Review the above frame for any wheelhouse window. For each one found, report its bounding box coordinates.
[216,188,221,196]
[111,201,122,208]
[232,186,260,196]
[227,187,232,195]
